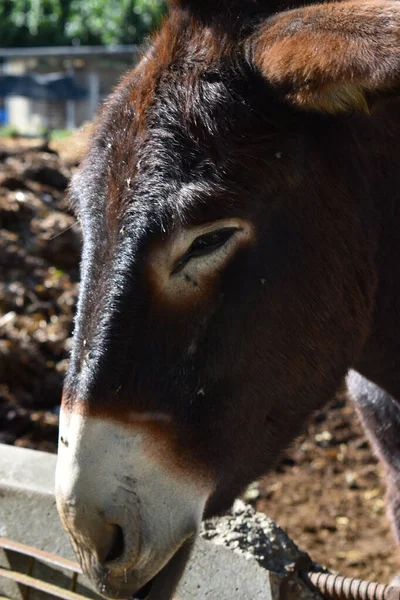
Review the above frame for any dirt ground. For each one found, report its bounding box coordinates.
[0,133,398,584]
[256,396,399,583]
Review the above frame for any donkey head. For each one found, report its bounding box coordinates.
[56,1,400,598]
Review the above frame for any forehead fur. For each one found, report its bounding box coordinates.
[95,10,241,148]
[72,7,287,234]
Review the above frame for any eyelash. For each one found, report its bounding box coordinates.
[171,227,238,275]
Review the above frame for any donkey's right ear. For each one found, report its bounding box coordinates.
[247,0,400,114]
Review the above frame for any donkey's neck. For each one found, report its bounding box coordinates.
[355,97,400,397]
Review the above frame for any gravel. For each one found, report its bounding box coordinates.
[201,499,311,573]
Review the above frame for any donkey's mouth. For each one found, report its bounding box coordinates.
[131,578,153,600]
[131,537,195,600]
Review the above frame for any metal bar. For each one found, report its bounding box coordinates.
[70,573,78,593]
[0,568,88,600]
[23,556,34,600]
[300,571,400,600]
[0,46,138,59]
[0,539,82,574]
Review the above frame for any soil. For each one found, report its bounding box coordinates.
[255,395,399,583]
[0,134,398,584]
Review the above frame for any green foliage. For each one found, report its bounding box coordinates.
[49,129,73,140]
[66,0,166,46]
[0,124,19,137]
[0,0,166,47]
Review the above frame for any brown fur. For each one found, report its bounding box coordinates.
[251,0,400,112]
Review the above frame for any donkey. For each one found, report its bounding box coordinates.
[55,0,400,598]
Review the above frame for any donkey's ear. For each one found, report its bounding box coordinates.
[249,0,400,113]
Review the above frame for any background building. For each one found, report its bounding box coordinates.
[0,46,138,135]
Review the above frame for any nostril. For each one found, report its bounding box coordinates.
[105,525,125,563]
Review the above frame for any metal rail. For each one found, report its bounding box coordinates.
[0,539,82,575]
[0,46,138,59]
[0,538,87,600]
[0,569,87,600]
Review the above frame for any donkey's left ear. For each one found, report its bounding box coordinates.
[248,0,400,113]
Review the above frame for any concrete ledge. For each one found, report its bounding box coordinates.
[0,444,322,600]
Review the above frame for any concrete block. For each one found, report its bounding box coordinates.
[179,500,319,600]
[0,444,322,600]
[0,445,105,600]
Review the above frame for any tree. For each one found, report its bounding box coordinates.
[0,0,166,47]
[67,0,165,46]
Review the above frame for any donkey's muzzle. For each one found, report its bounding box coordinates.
[55,410,210,599]
[55,497,134,574]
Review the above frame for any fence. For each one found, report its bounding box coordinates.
[0,46,139,135]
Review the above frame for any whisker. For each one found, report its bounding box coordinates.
[48,217,81,241]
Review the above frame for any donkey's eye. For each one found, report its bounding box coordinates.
[189,228,237,256]
[172,227,238,274]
